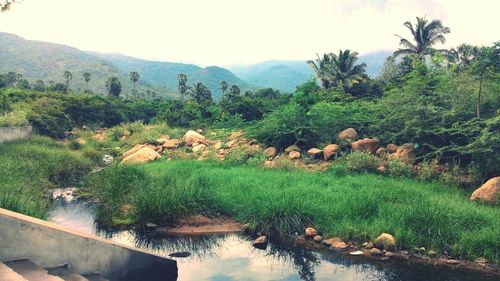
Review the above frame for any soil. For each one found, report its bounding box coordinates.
[156,215,244,235]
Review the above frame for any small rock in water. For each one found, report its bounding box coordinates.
[350,251,364,256]
[370,248,383,256]
[385,251,394,257]
[253,236,268,250]
[305,227,318,237]
[168,252,191,258]
[330,241,348,252]
[313,235,323,243]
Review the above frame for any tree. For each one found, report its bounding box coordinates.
[177,73,188,101]
[105,77,122,98]
[129,71,140,98]
[471,44,499,118]
[229,85,240,96]
[33,80,45,92]
[83,72,91,90]
[63,71,73,90]
[394,17,450,59]
[220,80,228,96]
[307,53,335,89]
[189,82,213,104]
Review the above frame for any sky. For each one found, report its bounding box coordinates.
[0,0,499,66]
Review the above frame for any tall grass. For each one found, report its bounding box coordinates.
[0,136,92,218]
[88,160,500,262]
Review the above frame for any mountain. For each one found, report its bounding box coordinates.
[227,50,393,92]
[91,53,251,99]
[0,32,173,97]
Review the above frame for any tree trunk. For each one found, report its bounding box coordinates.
[477,73,483,119]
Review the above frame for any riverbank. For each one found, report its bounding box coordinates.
[86,160,500,265]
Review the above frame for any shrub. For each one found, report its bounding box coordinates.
[343,151,380,173]
[386,159,414,178]
[0,110,29,127]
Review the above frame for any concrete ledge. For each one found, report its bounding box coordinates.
[0,208,177,281]
[0,126,32,143]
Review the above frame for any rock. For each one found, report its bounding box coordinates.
[321,237,343,247]
[192,143,207,153]
[338,128,358,141]
[76,137,86,145]
[351,138,380,154]
[475,257,488,265]
[156,137,169,145]
[385,251,394,257]
[370,248,383,256]
[305,227,318,237]
[470,177,500,204]
[387,144,399,153]
[330,241,348,251]
[427,250,437,257]
[313,235,323,243]
[102,154,114,165]
[350,250,364,256]
[323,144,340,161]
[162,139,181,149]
[388,143,416,164]
[374,233,396,250]
[198,150,211,161]
[377,166,386,173]
[289,151,301,160]
[168,251,191,258]
[123,144,150,158]
[214,141,223,150]
[253,236,268,250]
[376,147,387,156]
[363,242,374,249]
[229,131,244,140]
[307,148,322,159]
[145,223,157,231]
[285,145,301,153]
[446,259,460,265]
[183,130,205,146]
[196,128,204,134]
[121,146,161,165]
[265,147,277,159]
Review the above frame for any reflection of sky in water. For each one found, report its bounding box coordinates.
[48,201,498,281]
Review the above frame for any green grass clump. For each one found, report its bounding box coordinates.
[0,136,93,218]
[88,160,500,262]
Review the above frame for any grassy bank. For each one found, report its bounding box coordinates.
[0,136,93,218]
[87,160,500,263]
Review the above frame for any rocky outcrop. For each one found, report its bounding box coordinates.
[121,146,161,165]
[388,143,416,163]
[162,139,181,149]
[323,144,340,161]
[122,144,155,158]
[338,128,358,141]
[183,130,205,146]
[470,177,500,204]
[351,138,380,154]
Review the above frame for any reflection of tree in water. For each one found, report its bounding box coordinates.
[263,241,320,281]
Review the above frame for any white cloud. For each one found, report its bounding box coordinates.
[0,0,498,66]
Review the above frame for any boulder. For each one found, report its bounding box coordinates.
[162,139,181,149]
[330,241,348,251]
[123,144,154,158]
[338,128,358,141]
[307,148,322,159]
[285,145,301,153]
[183,130,205,146]
[313,235,323,243]
[351,138,380,154]
[305,227,318,237]
[156,135,170,145]
[264,160,277,169]
[196,128,204,134]
[374,233,396,250]
[370,248,383,256]
[121,147,161,165]
[321,237,342,247]
[388,143,416,163]
[265,147,277,159]
[192,143,207,153]
[470,177,500,204]
[289,151,301,160]
[376,147,387,156]
[253,236,268,250]
[387,144,399,153]
[76,138,86,145]
[214,141,223,150]
[323,144,340,161]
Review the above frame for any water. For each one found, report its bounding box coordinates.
[48,200,498,281]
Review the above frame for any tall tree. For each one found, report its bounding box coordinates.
[105,76,122,98]
[393,17,450,59]
[189,82,213,104]
[177,73,188,101]
[129,71,140,98]
[82,72,91,90]
[229,85,240,96]
[220,80,228,95]
[307,54,335,89]
[63,71,73,90]
[447,44,478,72]
[471,43,499,118]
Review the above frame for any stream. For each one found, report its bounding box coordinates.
[48,199,498,281]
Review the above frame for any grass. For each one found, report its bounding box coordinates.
[0,136,93,218]
[87,160,500,263]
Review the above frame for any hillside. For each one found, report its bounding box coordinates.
[0,32,176,98]
[227,50,392,92]
[91,53,252,99]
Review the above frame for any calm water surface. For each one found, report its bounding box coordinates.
[48,200,498,281]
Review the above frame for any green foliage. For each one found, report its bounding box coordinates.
[342,151,380,173]
[0,110,28,126]
[105,76,122,97]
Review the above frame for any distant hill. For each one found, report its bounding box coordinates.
[0,32,174,98]
[91,53,251,99]
[227,50,393,92]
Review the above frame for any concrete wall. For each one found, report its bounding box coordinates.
[0,208,177,281]
[0,126,32,143]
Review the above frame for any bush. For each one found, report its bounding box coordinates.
[343,151,380,173]
[0,110,29,127]
[386,159,414,178]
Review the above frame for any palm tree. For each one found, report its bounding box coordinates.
[220,80,228,95]
[307,50,366,91]
[82,72,91,90]
[129,71,140,98]
[394,17,450,59]
[63,71,73,89]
